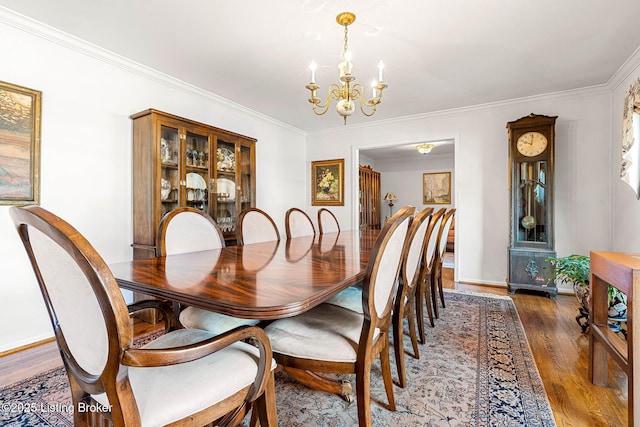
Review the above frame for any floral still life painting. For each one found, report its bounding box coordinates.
[0,81,41,205]
[312,159,344,206]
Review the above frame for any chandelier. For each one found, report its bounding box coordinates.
[416,143,434,154]
[305,12,388,125]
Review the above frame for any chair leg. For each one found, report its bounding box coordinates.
[416,276,434,344]
[430,268,440,319]
[437,261,446,309]
[355,361,373,427]
[253,372,278,426]
[392,306,407,388]
[380,341,396,412]
[407,302,420,360]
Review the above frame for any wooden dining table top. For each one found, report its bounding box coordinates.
[110,229,380,320]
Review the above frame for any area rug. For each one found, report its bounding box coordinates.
[0,290,556,426]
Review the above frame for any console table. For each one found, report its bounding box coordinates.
[589,251,640,426]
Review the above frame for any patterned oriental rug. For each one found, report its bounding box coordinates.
[0,290,556,426]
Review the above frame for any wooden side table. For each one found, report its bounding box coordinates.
[589,251,640,426]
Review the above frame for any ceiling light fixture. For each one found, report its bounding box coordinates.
[306,12,388,125]
[416,143,435,154]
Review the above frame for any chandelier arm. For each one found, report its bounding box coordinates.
[351,84,378,117]
[310,84,343,116]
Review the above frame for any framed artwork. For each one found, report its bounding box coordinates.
[423,171,451,204]
[0,81,42,205]
[312,158,344,206]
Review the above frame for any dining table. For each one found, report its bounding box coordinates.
[110,228,381,401]
[110,229,380,320]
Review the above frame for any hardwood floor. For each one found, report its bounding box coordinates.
[1,263,628,426]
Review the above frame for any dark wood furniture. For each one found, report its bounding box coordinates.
[432,208,456,317]
[589,251,640,426]
[318,208,341,234]
[285,207,316,238]
[264,207,414,427]
[237,207,281,245]
[393,207,432,388]
[416,207,446,335]
[506,114,557,298]
[131,108,256,258]
[10,205,277,427]
[359,165,381,229]
[110,229,379,321]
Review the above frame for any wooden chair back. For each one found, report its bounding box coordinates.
[437,208,456,261]
[156,207,225,256]
[318,208,341,234]
[285,207,316,239]
[10,205,278,426]
[10,206,141,423]
[424,207,447,271]
[237,208,280,245]
[393,207,433,387]
[362,205,415,324]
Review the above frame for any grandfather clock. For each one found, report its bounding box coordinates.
[506,113,557,298]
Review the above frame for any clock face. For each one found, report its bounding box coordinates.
[516,132,547,157]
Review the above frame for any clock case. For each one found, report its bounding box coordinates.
[506,114,557,299]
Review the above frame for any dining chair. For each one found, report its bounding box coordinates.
[317,208,341,234]
[392,207,433,388]
[416,207,446,340]
[157,207,260,335]
[323,207,432,388]
[264,205,415,427]
[285,207,316,239]
[432,208,456,317]
[237,207,281,245]
[10,205,277,427]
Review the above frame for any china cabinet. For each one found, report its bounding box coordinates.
[131,109,256,258]
[359,165,381,229]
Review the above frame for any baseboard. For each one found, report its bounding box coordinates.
[0,335,55,357]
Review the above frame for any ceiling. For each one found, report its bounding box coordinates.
[2,0,640,134]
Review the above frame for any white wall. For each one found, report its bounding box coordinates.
[306,87,612,290]
[610,49,640,253]
[0,11,306,352]
[377,153,455,223]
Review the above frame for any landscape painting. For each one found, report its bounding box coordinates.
[0,81,41,205]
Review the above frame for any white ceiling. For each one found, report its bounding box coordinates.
[1,0,640,134]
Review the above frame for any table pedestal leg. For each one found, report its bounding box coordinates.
[284,367,353,402]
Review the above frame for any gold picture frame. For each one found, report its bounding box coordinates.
[423,171,451,204]
[312,159,344,206]
[0,80,41,205]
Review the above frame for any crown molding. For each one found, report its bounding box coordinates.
[607,45,640,91]
[308,84,611,137]
[0,6,306,136]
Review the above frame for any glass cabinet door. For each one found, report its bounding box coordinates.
[239,143,253,211]
[184,131,211,214]
[160,125,180,218]
[214,139,237,238]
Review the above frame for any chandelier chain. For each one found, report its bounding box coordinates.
[343,24,349,57]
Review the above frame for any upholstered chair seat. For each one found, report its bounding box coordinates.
[266,303,380,362]
[179,307,260,335]
[92,328,277,426]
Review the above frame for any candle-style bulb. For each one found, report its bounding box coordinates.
[310,62,317,83]
[378,60,385,81]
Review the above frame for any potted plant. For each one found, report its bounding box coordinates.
[546,254,627,334]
